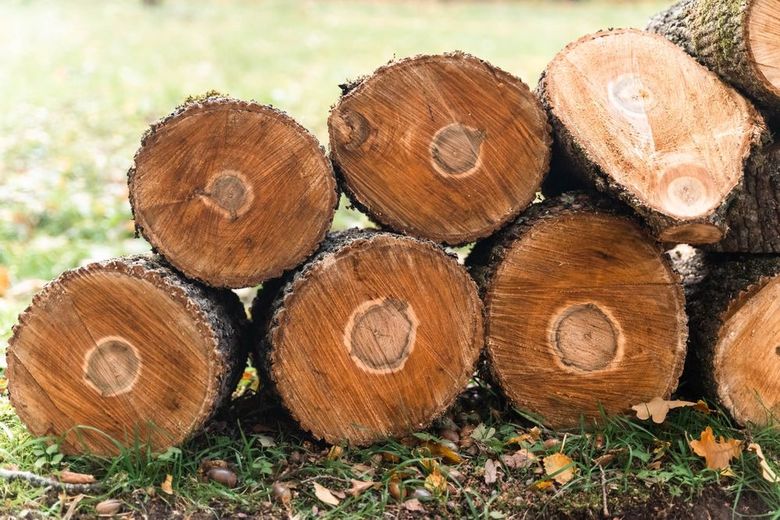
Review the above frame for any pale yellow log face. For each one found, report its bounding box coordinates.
[748,0,780,96]
[716,276,780,426]
[545,29,757,229]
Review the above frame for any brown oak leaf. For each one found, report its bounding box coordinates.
[689,427,742,470]
[631,397,697,423]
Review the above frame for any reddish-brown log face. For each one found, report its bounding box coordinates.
[329,53,551,245]
[715,276,780,425]
[483,211,687,428]
[267,233,484,445]
[7,262,228,455]
[748,0,780,98]
[130,99,337,288]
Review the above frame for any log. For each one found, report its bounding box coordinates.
[680,253,780,426]
[128,95,338,288]
[538,29,766,245]
[647,0,780,114]
[252,230,484,445]
[6,255,248,455]
[468,193,688,428]
[328,53,551,246]
[711,138,780,252]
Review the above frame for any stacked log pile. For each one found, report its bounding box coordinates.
[6,0,780,454]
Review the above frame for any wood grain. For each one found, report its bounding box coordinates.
[129,96,337,288]
[253,230,484,445]
[6,256,247,455]
[329,53,551,245]
[539,29,766,244]
[649,0,780,114]
[469,194,687,428]
[680,253,780,426]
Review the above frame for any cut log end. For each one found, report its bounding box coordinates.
[472,195,687,428]
[748,0,780,98]
[540,29,762,243]
[659,223,725,244]
[258,231,484,445]
[129,97,337,288]
[329,53,551,245]
[7,256,247,455]
[714,275,780,425]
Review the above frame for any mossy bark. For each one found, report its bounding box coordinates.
[648,0,780,114]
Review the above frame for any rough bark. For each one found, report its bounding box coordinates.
[648,0,780,115]
[710,138,780,252]
[251,229,484,445]
[675,252,780,426]
[538,28,767,245]
[468,193,688,428]
[7,255,249,455]
[329,52,551,246]
[128,94,338,288]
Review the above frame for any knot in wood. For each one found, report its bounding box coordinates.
[345,298,418,374]
[430,123,485,176]
[552,304,619,372]
[332,109,370,151]
[203,171,252,218]
[83,337,141,397]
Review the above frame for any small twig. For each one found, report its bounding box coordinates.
[62,494,84,520]
[0,469,101,493]
[599,464,609,518]
[297,475,352,486]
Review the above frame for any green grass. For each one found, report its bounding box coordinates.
[4,0,779,517]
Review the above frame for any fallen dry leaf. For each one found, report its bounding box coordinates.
[424,467,447,495]
[272,481,292,507]
[327,446,344,461]
[689,427,742,470]
[160,474,174,495]
[502,449,537,469]
[543,453,576,484]
[351,463,374,477]
[382,452,401,463]
[388,477,406,501]
[313,482,340,507]
[693,400,712,414]
[59,470,96,485]
[631,397,697,424]
[403,498,426,512]
[594,453,616,467]
[484,459,499,484]
[420,441,462,464]
[0,267,9,297]
[347,479,375,497]
[531,480,554,492]
[748,443,780,483]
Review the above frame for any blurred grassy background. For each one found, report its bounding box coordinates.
[0,0,666,366]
